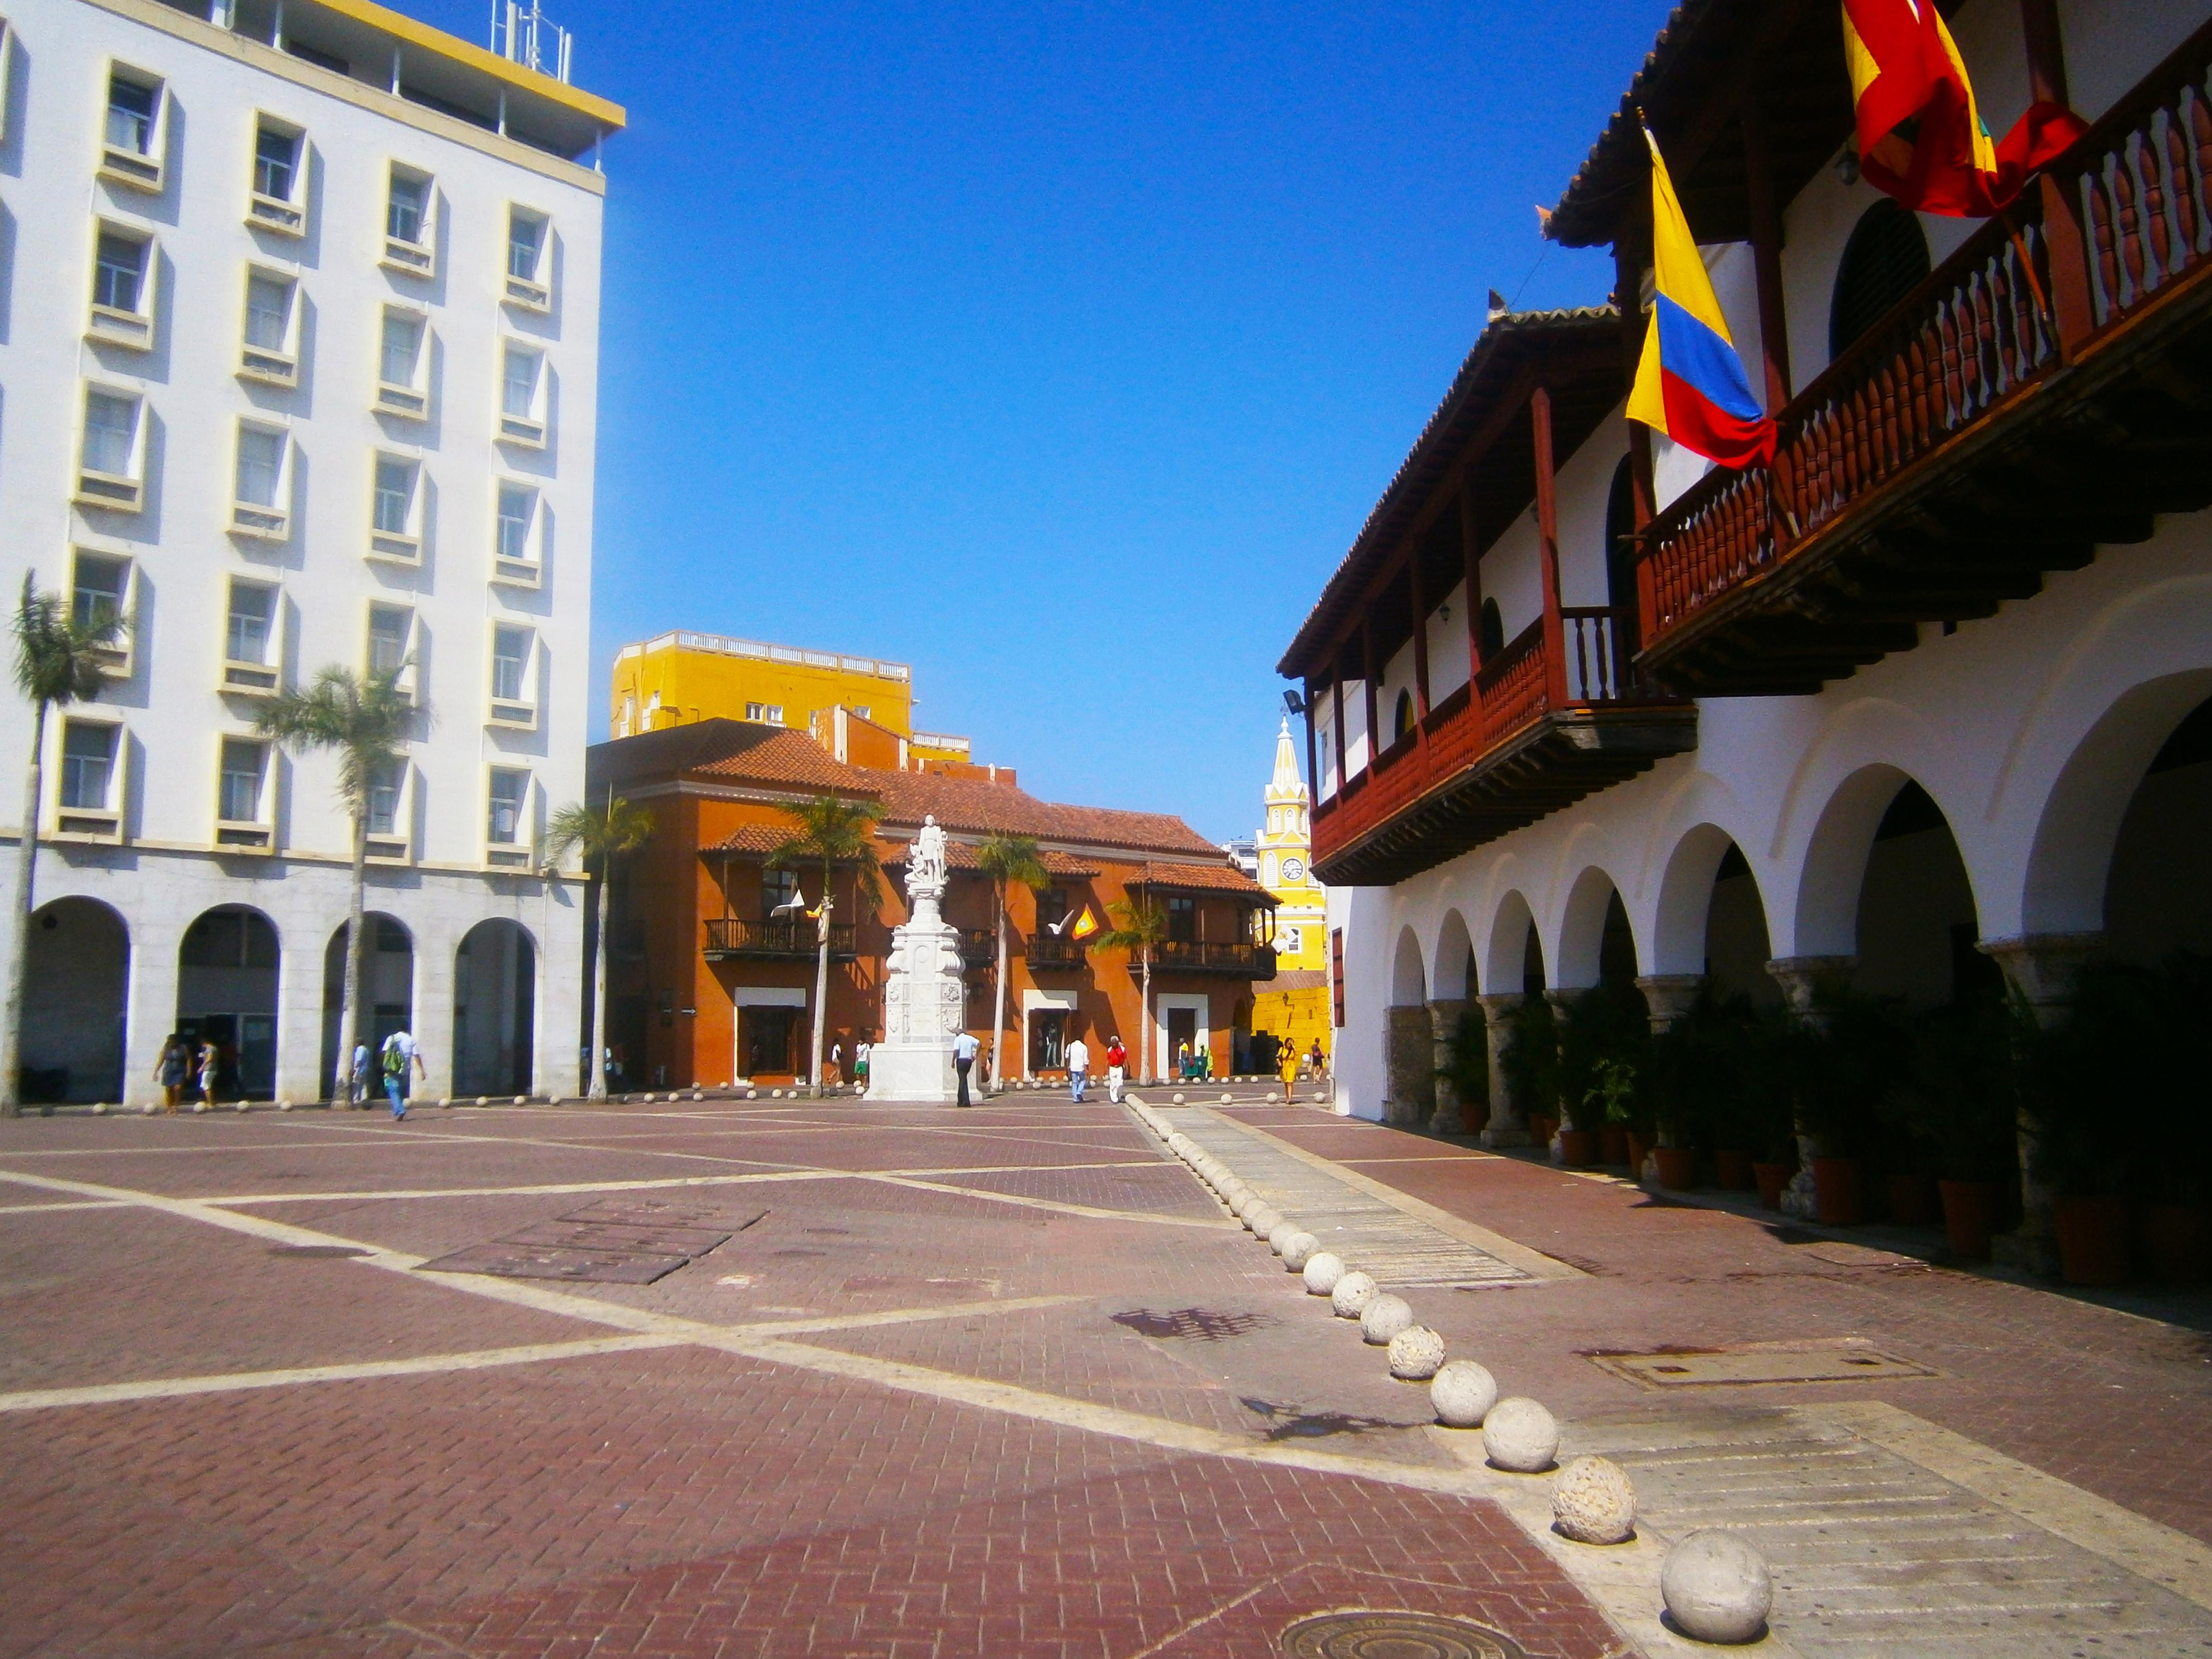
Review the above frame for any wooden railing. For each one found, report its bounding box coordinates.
[1025,935,1088,971]
[703,918,856,959]
[1642,27,2212,642]
[1149,940,1278,977]
[1475,620,1551,748]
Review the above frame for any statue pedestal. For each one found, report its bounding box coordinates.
[866,819,965,1104]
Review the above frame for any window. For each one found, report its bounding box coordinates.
[365,757,404,840]
[492,482,542,583]
[367,604,411,678]
[223,581,279,695]
[486,768,528,847]
[1167,894,1197,944]
[375,308,428,417]
[1392,689,1415,744]
[76,387,144,510]
[762,866,799,917]
[744,702,785,726]
[1478,597,1505,661]
[1830,199,1931,363]
[100,69,165,190]
[218,737,270,836]
[87,226,154,349]
[369,456,420,560]
[382,166,435,275]
[60,722,116,811]
[239,269,299,385]
[488,625,536,726]
[230,424,289,538]
[70,552,131,655]
[249,120,305,234]
[497,341,547,446]
[504,207,551,310]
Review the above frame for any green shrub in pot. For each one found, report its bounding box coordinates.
[1794,990,1915,1162]
[1499,994,1560,1132]
[1556,983,1650,1134]
[1439,1006,1491,1124]
[1881,994,2018,1186]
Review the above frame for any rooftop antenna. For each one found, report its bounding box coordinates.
[492,0,573,83]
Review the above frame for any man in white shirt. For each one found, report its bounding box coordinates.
[1065,1034,1091,1103]
[951,1029,979,1107]
[379,1029,424,1120]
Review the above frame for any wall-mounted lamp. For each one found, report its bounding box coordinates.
[1282,689,1307,717]
[1835,149,1861,186]
[1440,604,1452,622]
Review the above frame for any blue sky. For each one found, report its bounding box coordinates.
[421,1,1670,840]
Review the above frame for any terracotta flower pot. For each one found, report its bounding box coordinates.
[1627,1132,1655,1179]
[1652,1146,1697,1190]
[2055,1195,2134,1286]
[1811,1157,1864,1226]
[1558,1128,1599,1167]
[1600,1126,1631,1166]
[1885,1170,1938,1226]
[1753,1161,1791,1211]
[2137,1204,2212,1286]
[1527,1114,1558,1150]
[1938,1179,1997,1260]
[1714,1150,1755,1191]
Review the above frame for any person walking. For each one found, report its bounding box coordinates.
[827,1039,843,1090]
[1104,1034,1127,1103]
[154,1035,189,1113]
[195,1037,219,1109]
[380,1027,424,1120]
[1279,1037,1300,1095]
[952,1029,979,1107]
[854,1036,871,1092]
[350,1040,371,1107]
[1065,1033,1090,1103]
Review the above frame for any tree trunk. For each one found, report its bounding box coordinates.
[989,883,1008,1098]
[1139,952,1152,1086]
[808,855,832,1099]
[1,702,47,1115]
[333,810,369,1106]
[586,866,610,1101]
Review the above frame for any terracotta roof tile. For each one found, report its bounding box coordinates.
[591,720,874,795]
[869,771,1224,860]
[1128,861,1272,898]
[881,842,1101,879]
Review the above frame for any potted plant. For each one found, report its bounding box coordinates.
[1883,995,2018,1257]
[1555,985,1646,1168]
[1794,991,1914,1226]
[1439,1006,1492,1137]
[1500,995,1560,1154]
[2022,963,2144,1285]
[2131,953,2212,1285]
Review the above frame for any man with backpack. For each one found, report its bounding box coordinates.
[380,1029,426,1120]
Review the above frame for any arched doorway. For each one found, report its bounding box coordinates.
[321,915,416,1098]
[2102,694,2212,961]
[23,898,128,1103]
[1706,843,1778,1004]
[177,906,281,1100]
[1385,926,1433,1124]
[1855,780,1993,1007]
[1830,199,1931,360]
[453,919,535,1096]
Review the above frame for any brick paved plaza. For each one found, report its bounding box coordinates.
[3,1094,2210,1657]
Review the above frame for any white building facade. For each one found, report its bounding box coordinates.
[1285,0,2212,1259]
[0,0,623,1104]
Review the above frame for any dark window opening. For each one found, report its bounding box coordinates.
[1393,689,1416,742]
[1167,895,1197,944]
[1830,199,1931,361]
[1478,598,1505,660]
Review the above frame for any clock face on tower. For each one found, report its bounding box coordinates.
[1281,857,1306,884]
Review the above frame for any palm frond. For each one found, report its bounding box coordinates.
[1094,894,1168,956]
[542,796,655,869]
[13,573,124,710]
[769,795,885,911]
[974,832,1050,893]
[253,663,418,814]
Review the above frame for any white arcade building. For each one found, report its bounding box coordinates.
[0,0,623,1104]
[1279,0,2212,1263]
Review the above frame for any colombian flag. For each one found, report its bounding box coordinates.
[1628,126,1775,471]
[1843,0,2084,217]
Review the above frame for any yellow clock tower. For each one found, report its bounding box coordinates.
[1250,720,1332,1070]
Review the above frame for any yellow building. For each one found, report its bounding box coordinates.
[1249,720,1332,1070]
[609,631,970,764]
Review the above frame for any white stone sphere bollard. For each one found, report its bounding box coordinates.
[1244,1202,1280,1234]
[235,1100,251,1112]
[1662,1531,1773,1644]
[1171,1092,1185,1104]
[141,1102,157,1116]
[1225,1185,1255,1213]
[513,1095,527,1105]
[1430,1359,1499,1427]
[747,1089,760,1099]
[1220,1093,1233,1104]
[1265,1091,1281,1102]
[1282,1231,1320,1271]
[1360,1293,1414,1345]
[191,1102,207,1114]
[278,1101,292,1111]
[1389,1325,1447,1380]
[1330,1271,1379,1319]
[1551,1456,1638,1544]
[91,1102,108,1116]
[1266,1220,1300,1255]
[1483,1397,1560,1472]
[1303,1251,1346,1295]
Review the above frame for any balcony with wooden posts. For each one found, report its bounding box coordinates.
[703,918,857,963]
[1553,8,2212,696]
[1147,940,1279,980]
[1025,934,1088,972]
[1282,311,1697,890]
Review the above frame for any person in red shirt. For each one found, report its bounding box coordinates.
[1104,1035,1128,1103]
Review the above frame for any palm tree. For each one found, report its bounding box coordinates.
[542,796,656,1100]
[1096,891,1169,1086]
[254,665,415,1105]
[3,576,126,1115]
[768,795,883,1099]
[974,832,1048,1094]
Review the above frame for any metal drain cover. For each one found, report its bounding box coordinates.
[1279,1611,1526,1658]
[1585,1340,1939,1388]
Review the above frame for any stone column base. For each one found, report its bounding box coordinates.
[1479,1124,1532,1149]
[1991,1228,2061,1275]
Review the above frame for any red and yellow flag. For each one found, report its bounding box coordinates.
[1069,907,1099,941]
[1841,0,2084,217]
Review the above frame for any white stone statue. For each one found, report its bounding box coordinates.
[869,814,964,1100]
[909,816,948,895]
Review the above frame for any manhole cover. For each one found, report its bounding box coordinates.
[1585,1340,1939,1387]
[1279,1611,1526,1658]
[416,1205,765,1285]
[269,1244,369,1259]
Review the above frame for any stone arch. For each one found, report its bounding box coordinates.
[1554,866,1635,991]
[177,905,282,1100]
[2021,669,2212,940]
[453,918,537,1097]
[1792,762,1922,959]
[1432,908,1475,1000]
[1483,890,1541,993]
[1390,924,1428,1006]
[1651,824,1741,976]
[23,897,129,1104]
[321,913,418,1099]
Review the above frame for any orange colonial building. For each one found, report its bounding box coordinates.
[584,717,1277,1088]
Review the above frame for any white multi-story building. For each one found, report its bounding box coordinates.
[1282,0,2212,1267]
[0,0,623,1104]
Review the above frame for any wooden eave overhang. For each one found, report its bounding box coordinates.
[1277,307,1625,681]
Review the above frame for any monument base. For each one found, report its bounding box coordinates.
[865,1039,961,1104]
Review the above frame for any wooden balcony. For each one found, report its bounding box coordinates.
[1025,935,1088,971]
[958,929,995,968]
[1313,610,1695,887]
[1637,22,2212,695]
[703,918,856,963]
[1147,940,1277,979]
